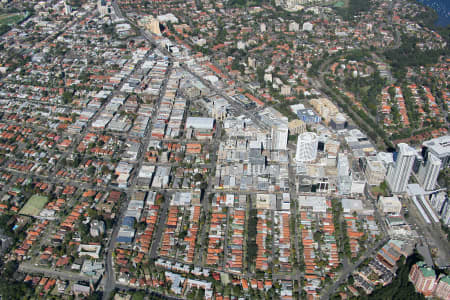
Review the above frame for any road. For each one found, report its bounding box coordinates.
[364,184,389,234]
[113,0,269,133]
[103,190,129,299]
[149,192,171,259]
[287,150,304,291]
[102,22,173,299]
[317,180,390,299]
[403,194,450,268]
[321,237,389,299]
[144,65,173,261]
[194,123,221,266]
[314,58,385,147]
[311,3,403,151]
[114,283,182,300]
[19,263,96,283]
[12,1,414,298]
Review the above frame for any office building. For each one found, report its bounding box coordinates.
[64,1,72,15]
[386,143,416,193]
[271,124,289,151]
[97,0,110,16]
[297,108,321,124]
[288,119,306,135]
[337,153,349,177]
[418,152,441,191]
[363,156,387,186]
[296,132,318,162]
[310,98,339,125]
[378,196,402,215]
[185,117,215,130]
[330,113,347,130]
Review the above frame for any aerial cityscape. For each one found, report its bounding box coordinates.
[0,0,448,299]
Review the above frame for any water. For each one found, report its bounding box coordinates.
[417,0,450,27]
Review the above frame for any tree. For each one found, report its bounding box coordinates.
[0,260,33,299]
[388,86,396,101]
[3,261,18,278]
[368,253,425,300]
[247,209,258,267]
[132,291,145,300]
[87,165,96,176]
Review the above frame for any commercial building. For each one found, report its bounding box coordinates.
[303,21,313,31]
[330,113,347,130]
[256,194,276,210]
[341,198,364,214]
[97,0,111,16]
[296,132,318,162]
[377,152,394,168]
[351,174,366,195]
[185,117,215,130]
[310,98,339,126]
[337,153,349,177]
[138,15,162,35]
[337,175,352,195]
[297,109,321,124]
[378,196,402,215]
[345,129,376,156]
[298,196,327,213]
[325,139,340,156]
[409,261,436,297]
[386,143,416,193]
[288,119,306,135]
[271,123,289,151]
[362,156,387,186]
[418,152,441,191]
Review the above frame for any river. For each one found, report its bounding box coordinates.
[416,0,450,27]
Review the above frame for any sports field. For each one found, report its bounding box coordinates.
[19,195,48,217]
[0,13,26,26]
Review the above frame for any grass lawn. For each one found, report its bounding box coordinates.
[334,1,345,8]
[0,13,25,26]
[19,195,48,217]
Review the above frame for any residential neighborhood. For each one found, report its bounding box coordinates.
[0,0,448,299]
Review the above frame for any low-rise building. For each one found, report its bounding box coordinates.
[378,196,402,215]
[288,119,306,135]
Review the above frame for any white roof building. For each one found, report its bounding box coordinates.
[185,117,215,130]
[256,194,276,210]
[378,195,402,215]
[423,135,450,168]
[341,198,364,214]
[298,196,327,213]
[303,22,313,32]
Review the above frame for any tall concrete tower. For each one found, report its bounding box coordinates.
[418,152,441,191]
[386,143,416,193]
[295,132,318,162]
[271,124,288,151]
